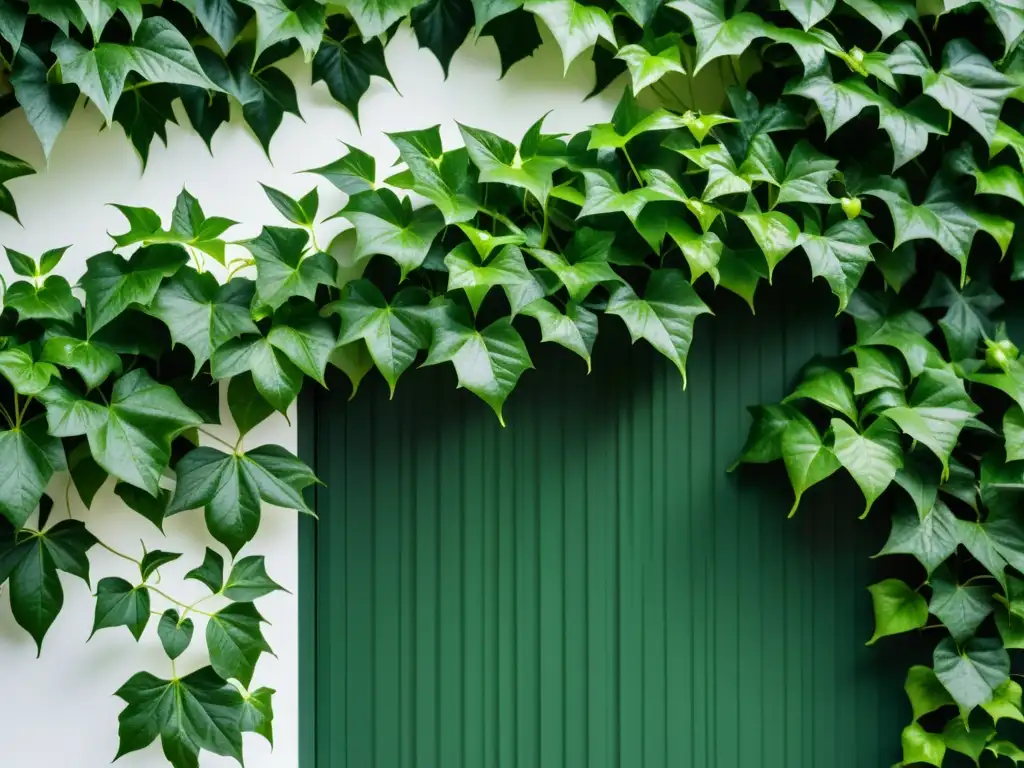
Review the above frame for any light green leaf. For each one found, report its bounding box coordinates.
[847,346,904,395]
[605,268,711,388]
[578,169,671,221]
[782,361,858,422]
[905,665,955,720]
[522,0,615,73]
[520,299,597,370]
[0,346,59,396]
[41,336,122,390]
[901,722,945,767]
[736,196,801,280]
[387,129,478,225]
[989,740,1024,763]
[1005,407,1024,462]
[4,275,80,323]
[528,228,621,302]
[342,0,420,37]
[877,500,958,574]
[845,291,942,377]
[799,218,877,313]
[830,417,902,516]
[444,243,546,315]
[781,0,834,30]
[326,280,432,396]
[951,145,1024,207]
[240,687,275,745]
[212,335,302,413]
[678,144,750,200]
[781,414,841,516]
[615,40,686,94]
[934,637,1010,712]
[111,190,238,266]
[421,304,532,425]
[459,122,564,206]
[52,18,221,123]
[666,0,772,73]
[982,680,1024,724]
[867,578,928,644]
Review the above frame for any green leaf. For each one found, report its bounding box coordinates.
[387,128,479,224]
[929,566,994,643]
[115,483,170,531]
[877,500,958,574]
[265,310,337,386]
[261,184,318,227]
[905,665,955,720]
[830,417,902,516]
[520,299,597,370]
[736,197,801,280]
[313,31,394,126]
[782,361,858,422]
[52,18,220,123]
[1005,407,1024,462]
[733,404,796,467]
[529,228,621,302]
[782,414,841,516]
[206,602,272,686]
[176,0,249,53]
[114,666,244,765]
[781,0,834,30]
[0,150,33,222]
[890,39,1015,144]
[212,335,303,413]
[982,680,1024,723]
[579,169,671,222]
[81,245,189,334]
[186,548,225,594]
[302,144,376,195]
[227,374,275,438]
[240,687,275,745]
[934,637,1010,712]
[148,270,258,376]
[223,556,285,601]
[0,1,25,51]
[40,369,201,495]
[479,8,542,76]
[343,0,420,37]
[245,226,336,309]
[421,304,532,425]
[4,275,80,324]
[0,428,57,528]
[92,576,150,640]
[0,346,59,396]
[335,189,446,279]
[40,336,122,390]
[588,89,688,150]
[168,445,316,554]
[901,722,945,767]
[775,140,839,206]
[847,346,904,395]
[445,243,545,315]
[158,609,194,661]
[605,268,711,388]
[846,292,942,377]
[799,218,877,313]
[884,367,981,477]
[68,444,107,508]
[327,280,431,396]
[667,0,772,74]
[921,272,1002,361]
[522,0,615,73]
[459,122,564,206]
[411,0,474,76]
[140,550,182,581]
[842,0,918,39]
[238,0,324,61]
[615,39,686,94]
[867,578,928,644]
[679,144,751,200]
[951,145,1024,207]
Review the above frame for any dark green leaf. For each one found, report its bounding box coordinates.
[877,500,957,574]
[115,483,170,531]
[158,609,194,661]
[92,576,150,640]
[81,245,189,334]
[186,548,225,594]
[302,144,375,194]
[223,555,285,601]
[312,34,394,125]
[934,637,1010,712]
[206,602,273,686]
[140,550,182,581]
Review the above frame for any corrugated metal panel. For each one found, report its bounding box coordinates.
[308,275,911,768]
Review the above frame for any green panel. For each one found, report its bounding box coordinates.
[304,276,914,767]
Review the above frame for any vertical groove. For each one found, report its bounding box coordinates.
[311,285,902,768]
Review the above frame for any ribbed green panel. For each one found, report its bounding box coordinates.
[307,277,910,767]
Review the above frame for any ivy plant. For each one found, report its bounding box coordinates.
[0,0,1023,764]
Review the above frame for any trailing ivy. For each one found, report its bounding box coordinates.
[0,0,1023,764]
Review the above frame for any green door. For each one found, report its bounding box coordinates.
[302,279,910,767]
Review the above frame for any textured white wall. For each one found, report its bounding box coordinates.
[0,26,615,767]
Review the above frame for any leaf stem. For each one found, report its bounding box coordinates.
[16,395,33,427]
[180,591,220,622]
[0,401,14,429]
[539,202,551,248]
[143,585,215,617]
[198,427,239,452]
[96,539,142,566]
[622,148,643,187]
[308,226,322,253]
[480,208,521,234]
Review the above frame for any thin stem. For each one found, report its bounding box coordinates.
[539,202,550,248]
[96,539,142,566]
[180,591,220,622]
[16,395,33,427]
[144,586,215,617]
[198,427,238,452]
[481,208,521,234]
[0,401,13,429]
[963,574,997,585]
[12,393,19,428]
[622,147,643,187]
[226,258,255,280]
[308,225,322,253]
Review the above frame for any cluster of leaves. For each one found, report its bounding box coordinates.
[1,0,1023,765]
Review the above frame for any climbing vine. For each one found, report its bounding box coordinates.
[0,0,1023,764]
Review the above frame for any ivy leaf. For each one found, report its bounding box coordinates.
[733,404,797,466]
[343,0,419,37]
[212,336,302,413]
[799,218,877,313]
[589,89,688,150]
[522,0,615,73]
[326,280,431,396]
[776,140,839,205]
[615,38,686,94]
[312,29,394,126]
[223,556,285,601]
[52,18,221,123]
[240,687,275,745]
[186,548,225,594]
[830,417,902,516]
[929,566,994,643]
[245,226,337,309]
[479,8,542,76]
[736,196,800,280]
[40,335,122,390]
[0,428,54,528]
[168,445,316,555]
[605,268,711,388]
[982,679,1024,723]
[40,369,201,495]
[934,637,1010,712]
[4,272,80,323]
[520,299,597,370]
[148,270,258,376]
[867,577,928,644]
[114,666,244,765]
[411,0,474,76]
[421,303,532,425]
[920,272,1001,361]
[206,602,273,686]
[72,0,142,37]
[112,189,238,265]
[0,346,59,396]
[529,229,621,302]
[179,84,230,151]
[1005,407,1024,462]
[0,1,25,51]
[781,0,835,30]
[782,360,858,422]
[951,145,1024,207]
[847,346,903,396]
[459,121,564,206]
[81,245,188,335]
[842,0,918,39]
[845,291,942,377]
[878,500,958,574]
[667,0,771,74]
[901,722,945,767]
[943,715,995,763]
[175,0,251,53]
[238,0,324,61]
[578,169,670,221]
[889,39,1015,144]
[302,144,375,194]
[387,127,479,223]
[140,550,182,581]
[158,609,194,661]
[678,144,750,200]
[781,414,841,516]
[115,483,170,531]
[227,374,275,438]
[884,367,981,478]
[335,189,445,279]
[906,665,955,720]
[10,46,78,161]
[92,576,150,640]
[0,151,34,222]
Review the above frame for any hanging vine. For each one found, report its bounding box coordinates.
[0,0,1023,765]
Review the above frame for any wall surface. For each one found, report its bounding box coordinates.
[0,28,615,767]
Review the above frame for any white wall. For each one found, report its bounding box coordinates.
[0,27,615,767]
